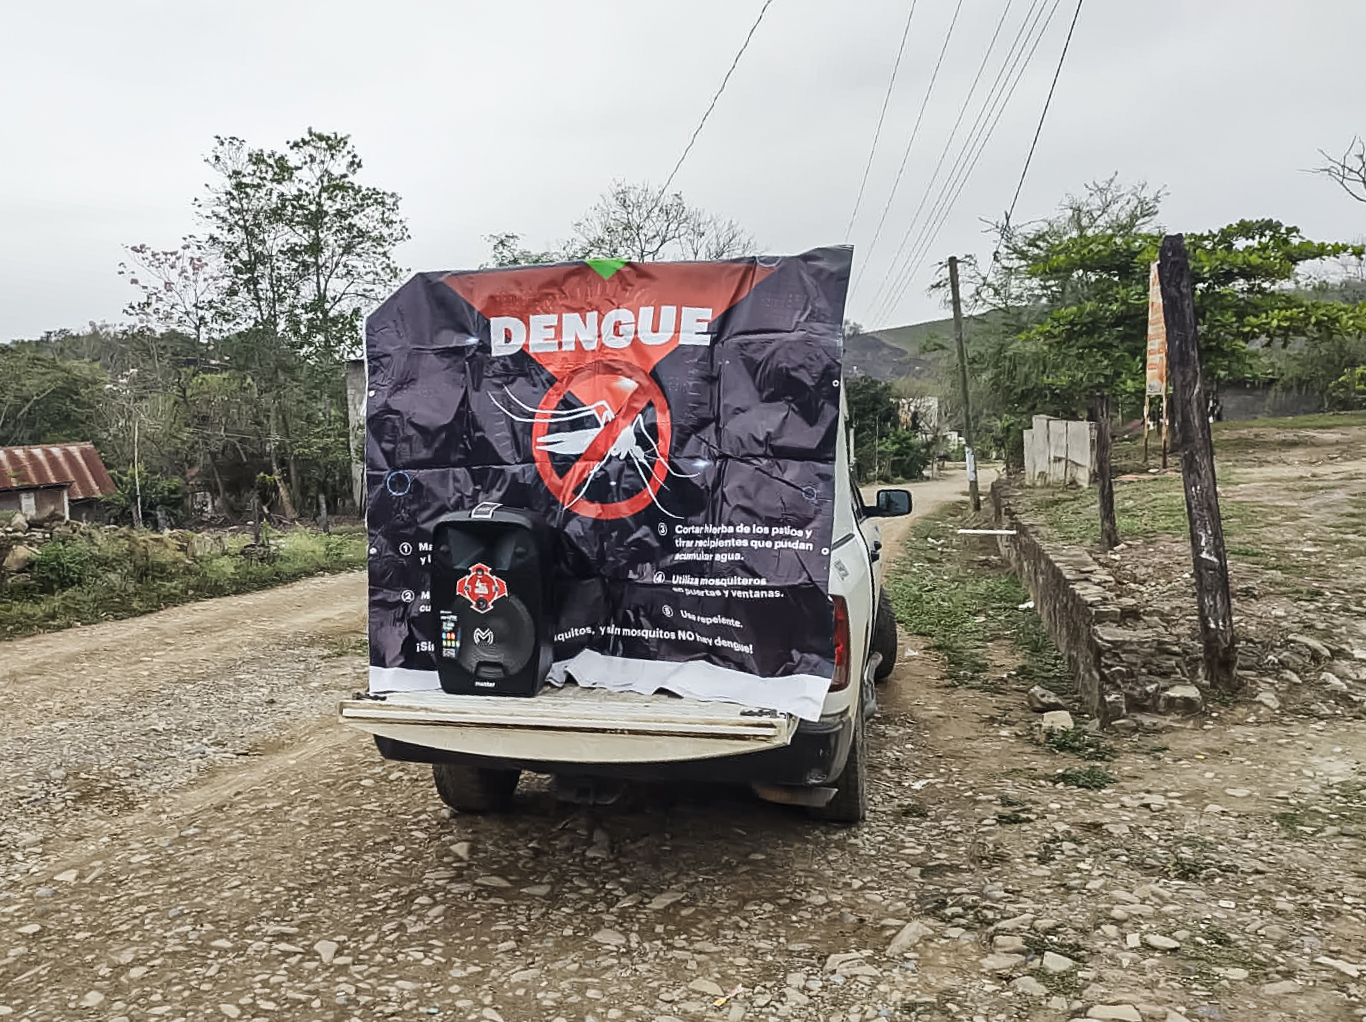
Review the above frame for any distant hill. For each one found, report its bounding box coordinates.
[845,316,957,382]
[843,332,938,380]
[846,312,1002,383]
[866,317,957,357]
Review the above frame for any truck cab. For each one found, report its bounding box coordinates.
[341,392,911,823]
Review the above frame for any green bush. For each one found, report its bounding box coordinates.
[0,525,365,639]
[1327,366,1366,411]
[877,428,933,481]
[30,540,92,592]
[102,468,186,526]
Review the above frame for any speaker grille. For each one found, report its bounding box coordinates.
[452,594,535,676]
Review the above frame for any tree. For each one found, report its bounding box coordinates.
[484,232,564,269]
[119,240,221,347]
[571,181,753,261]
[1317,137,1366,205]
[200,129,407,356]
[116,241,228,502]
[843,375,928,482]
[485,181,754,267]
[0,346,108,447]
[193,130,409,516]
[969,179,1364,422]
[278,130,410,361]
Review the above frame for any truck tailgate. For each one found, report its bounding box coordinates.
[339,686,798,764]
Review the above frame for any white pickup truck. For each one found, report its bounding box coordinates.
[339,391,910,823]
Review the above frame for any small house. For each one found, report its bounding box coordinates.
[0,442,117,522]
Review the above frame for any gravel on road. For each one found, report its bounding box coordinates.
[2,482,1365,1022]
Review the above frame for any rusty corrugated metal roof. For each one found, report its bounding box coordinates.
[0,443,116,499]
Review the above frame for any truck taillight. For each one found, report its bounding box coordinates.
[829,596,851,692]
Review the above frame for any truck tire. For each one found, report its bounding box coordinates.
[432,762,521,813]
[811,707,867,824]
[872,589,898,683]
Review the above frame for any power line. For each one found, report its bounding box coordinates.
[884,0,1060,307]
[872,0,1064,322]
[845,0,921,241]
[888,0,1065,311]
[1006,0,1085,226]
[660,0,777,196]
[849,0,965,295]
[866,0,1049,319]
[861,0,1029,313]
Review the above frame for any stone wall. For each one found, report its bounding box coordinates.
[990,478,1204,725]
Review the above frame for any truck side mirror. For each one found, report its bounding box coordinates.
[873,488,912,517]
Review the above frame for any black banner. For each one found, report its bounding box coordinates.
[366,247,850,719]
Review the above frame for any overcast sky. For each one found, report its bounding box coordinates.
[2,0,1364,343]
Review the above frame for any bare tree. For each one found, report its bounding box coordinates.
[676,204,754,261]
[572,182,694,261]
[488,181,755,266]
[1317,137,1366,204]
[119,239,221,346]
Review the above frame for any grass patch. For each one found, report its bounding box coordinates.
[1178,924,1266,984]
[1015,613,1071,696]
[1027,477,1191,545]
[900,803,930,819]
[1023,933,1089,961]
[0,526,366,639]
[1027,968,1081,995]
[1057,766,1117,790]
[1150,838,1228,880]
[1164,859,1217,880]
[1212,409,1366,434]
[885,504,1031,689]
[996,811,1031,825]
[1274,810,1314,836]
[1042,726,1116,761]
[1024,478,1278,554]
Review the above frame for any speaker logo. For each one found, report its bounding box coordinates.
[454,563,508,613]
[472,626,494,645]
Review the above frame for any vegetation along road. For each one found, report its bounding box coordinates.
[3,475,1366,1022]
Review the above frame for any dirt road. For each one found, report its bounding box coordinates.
[4,472,1366,1022]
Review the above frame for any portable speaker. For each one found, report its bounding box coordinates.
[430,504,555,697]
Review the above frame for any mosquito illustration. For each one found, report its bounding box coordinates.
[490,386,696,516]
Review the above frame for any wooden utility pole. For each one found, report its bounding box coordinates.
[948,256,980,512]
[1091,391,1120,550]
[1158,234,1239,693]
[131,415,144,531]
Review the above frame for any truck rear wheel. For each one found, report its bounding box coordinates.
[872,589,898,683]
[432,762,521,813]
[811,707,867,824]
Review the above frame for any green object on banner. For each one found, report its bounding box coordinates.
[585,258,628,280]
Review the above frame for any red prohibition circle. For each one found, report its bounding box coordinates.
[531,360,671,520]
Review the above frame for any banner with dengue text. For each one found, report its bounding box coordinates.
[365,247,850,720]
